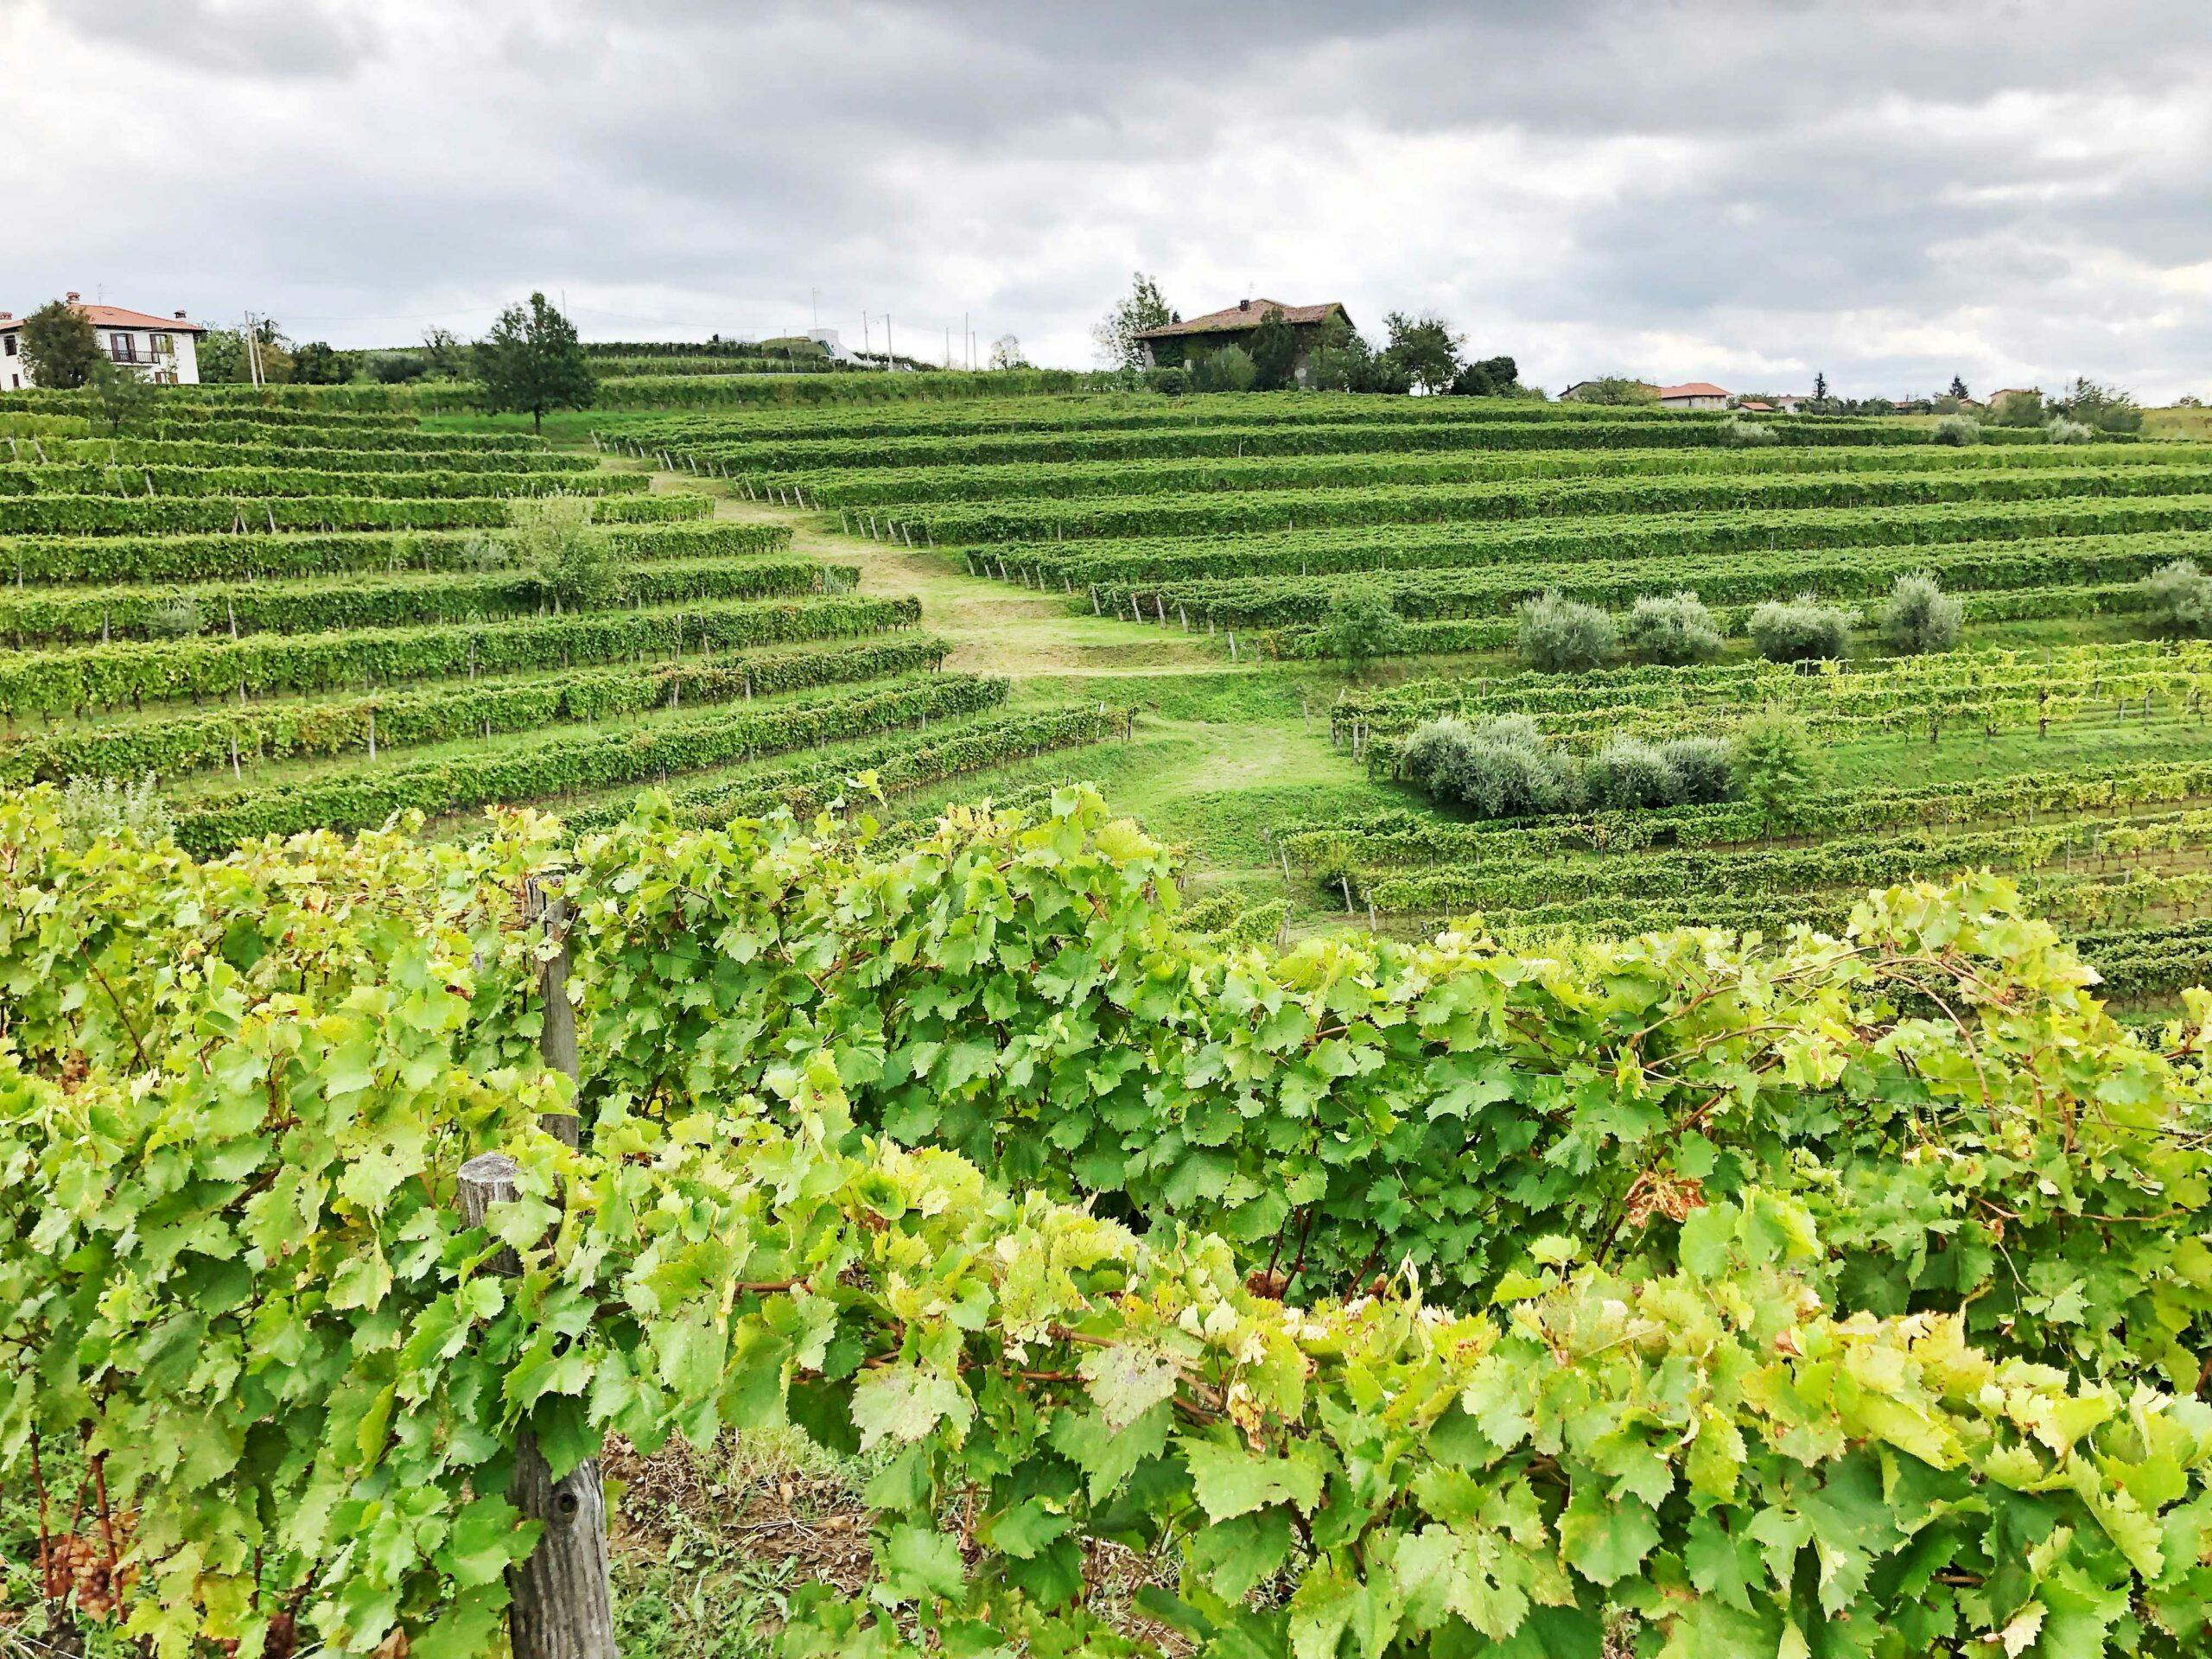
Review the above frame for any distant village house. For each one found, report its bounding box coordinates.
[0,294,205,389]
[1133,298,1352,388]
[1656,381,1730,410]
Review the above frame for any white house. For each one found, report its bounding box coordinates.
[1656,381,1730,410]
[0,294,205,389]
[804,327,860,364]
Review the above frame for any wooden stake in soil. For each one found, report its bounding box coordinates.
[530,882,580,1134]
[456,1154,614,1659]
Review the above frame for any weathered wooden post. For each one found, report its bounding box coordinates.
[448,878,611,1658]
[458,1154,614,1659]
[530,884,579,1141]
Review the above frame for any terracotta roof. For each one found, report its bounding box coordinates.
[0,303,206,334]
[1658,382,1730,399]
[1989,387,2038,400]
[1133,299,1346,340]
[1736,400,1776,412]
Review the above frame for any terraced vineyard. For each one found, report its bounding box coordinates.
[0,398,1115,851]
[602,392,2212,1007]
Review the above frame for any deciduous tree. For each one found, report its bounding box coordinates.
[473,293,594,432]
[17,299,99,389]
[1379,311,1463,395]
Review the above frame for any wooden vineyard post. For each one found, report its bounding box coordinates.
[456,1154,615,1659]
[530,882,580,1141]
[448,878,611,1659]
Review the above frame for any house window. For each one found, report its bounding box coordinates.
[111,334,137,363]
[150,333,172,355]
[2,334,14,356]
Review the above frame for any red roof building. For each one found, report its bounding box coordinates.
[1,293,208,388]
[1130,297,1354,386]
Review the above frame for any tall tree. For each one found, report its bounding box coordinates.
[473,293,595,432]
[1948,374,1969,401]
[1379,311,1464,395]
[1245,306,1299,391]
[1091,273,1175,371]
[18,300,100,390]
[1812,370,1828,401]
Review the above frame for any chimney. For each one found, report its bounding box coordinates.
[0,313,11,322]
[65,291,79,302]
[1238,297,1250,311]
[175,310,188,321]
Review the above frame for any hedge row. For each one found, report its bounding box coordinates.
[1003,496,2212,589]
[564,704,1121,830]
[1102,531,2205,628]
[0,593,921,716]
[2078,918,2212,1001]
[0,436,592,473]
[907,463,2212,543]
[603,394,1868,446]
[1283,757,2212,875]
[588,493,712,524]
[0,555,850,643]
[757,433,2181,507]
[0,518,789,584]
[0,462,645,499]
[622,414,1941,474]
[0,635,950,785]
[1259,581,2151,661]
[1359,811,2171,915]
[170,369,1120,413]
[0,394,412,426]
[127,422,543,452]
[170,673,1012,852]
[0,489,707,536]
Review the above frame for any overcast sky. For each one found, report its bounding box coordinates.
[5,0,2209,399]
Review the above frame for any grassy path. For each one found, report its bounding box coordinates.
[620,456,1392,913]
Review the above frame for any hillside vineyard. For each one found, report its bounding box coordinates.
[11,385,2212,1658]
[610,393,2212,1011]
[0,398,1116,849]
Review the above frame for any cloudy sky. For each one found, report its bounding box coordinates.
[5,0,2209,399]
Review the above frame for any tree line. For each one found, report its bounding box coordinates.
[11,292,597,431]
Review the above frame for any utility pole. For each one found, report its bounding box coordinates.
[811,287,821,328]
[944,325,950,368]
[885,314,893,368]
[861,313,870,357]
[963,312,969,370]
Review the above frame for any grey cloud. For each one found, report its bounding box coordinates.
[5,0,2210,397]
[34,0,384,75]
